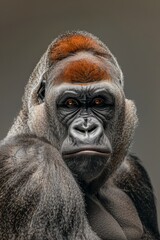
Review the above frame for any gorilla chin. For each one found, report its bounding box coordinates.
[62,147,112,183]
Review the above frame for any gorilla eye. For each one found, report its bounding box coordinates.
[65,98,79,108]
[92,98,105,107]
[37,80,46,102]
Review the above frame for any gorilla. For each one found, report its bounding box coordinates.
[0,31,159,240]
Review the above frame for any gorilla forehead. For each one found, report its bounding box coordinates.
[47,52,112,85]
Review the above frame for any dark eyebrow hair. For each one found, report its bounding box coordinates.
[57,87,114,101]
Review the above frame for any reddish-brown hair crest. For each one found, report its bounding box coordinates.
[50,31,109,62]
[55,59,111,84]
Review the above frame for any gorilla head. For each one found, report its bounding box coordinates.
[8,31,137,188]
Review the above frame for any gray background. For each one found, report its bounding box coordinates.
[0,0,160,227]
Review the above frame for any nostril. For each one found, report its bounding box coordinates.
[74,126,85,134]
[88,124,97,133]
[74,124,98,135]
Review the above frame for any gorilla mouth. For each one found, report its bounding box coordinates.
[62,147,112,158]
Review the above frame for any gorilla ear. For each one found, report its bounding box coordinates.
[37,80,46,103]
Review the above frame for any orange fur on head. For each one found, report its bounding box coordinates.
[50,34,108,62]
[55,59,111,85]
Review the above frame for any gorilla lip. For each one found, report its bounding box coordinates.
[63,148,111,158]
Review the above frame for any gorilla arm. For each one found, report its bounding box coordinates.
[98,155,160,240]
[112,154,160,240]
[0,135,100,240]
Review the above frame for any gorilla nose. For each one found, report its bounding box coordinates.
[70,117,103,143]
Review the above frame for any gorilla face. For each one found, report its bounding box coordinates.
[57,85,114,182]
[36,52,125,183]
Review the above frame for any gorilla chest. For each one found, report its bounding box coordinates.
[85,187,143,240]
